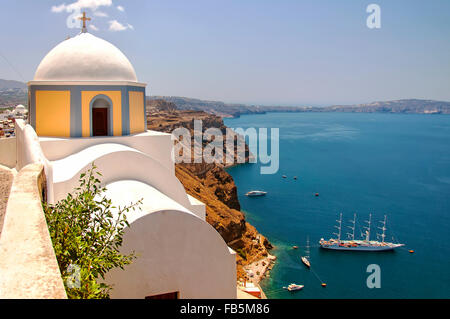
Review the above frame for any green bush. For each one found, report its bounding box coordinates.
[236,248,247,261]
[43,164,142,299]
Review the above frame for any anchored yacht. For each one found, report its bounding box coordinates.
[320,213,404,251]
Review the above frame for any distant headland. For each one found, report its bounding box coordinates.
[1,79,449,117]
[148,96,450,118]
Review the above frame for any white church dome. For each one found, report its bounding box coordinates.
[14,104,27,114]
[34,32,138,82]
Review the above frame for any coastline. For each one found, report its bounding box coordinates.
[243,253,277,285]
[238,253,276,299]
[223,115,275,297]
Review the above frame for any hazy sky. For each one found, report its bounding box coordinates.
[1,0,449,106]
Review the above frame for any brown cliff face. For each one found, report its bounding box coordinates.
[147,100,272,279]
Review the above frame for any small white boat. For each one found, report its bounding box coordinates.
[301,256,310,268]
[301,236,311,268]
[245,190,267,197]
[284,283,304,291]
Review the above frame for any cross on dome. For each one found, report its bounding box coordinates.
[78,11,91,33]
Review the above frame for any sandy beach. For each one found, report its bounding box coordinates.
[243,254,277,285]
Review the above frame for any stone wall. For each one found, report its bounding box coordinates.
[14,120,54,203]
[0,165,13,237]
[0,137,16,169]
[0,163,66,298]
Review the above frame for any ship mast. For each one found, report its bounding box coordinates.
[364,213,372,242]
[306,236,310,258]
[378,215,387,243]
[347,213,356,241]
[333,213,342,243]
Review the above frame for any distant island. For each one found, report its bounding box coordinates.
[148,96,450,118]
[1,79,449,116]
[0,79,26,108]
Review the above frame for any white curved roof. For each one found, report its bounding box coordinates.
[101,180,197,224]
[34,32,138,82]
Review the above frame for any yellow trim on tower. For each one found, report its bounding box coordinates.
[129,91,145,134]
[35,90,71,137]
[111,91,122,136]
[81,92,91,137]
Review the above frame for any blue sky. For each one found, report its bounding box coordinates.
[1,0,449,106]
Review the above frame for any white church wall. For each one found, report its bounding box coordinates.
[187,194,206,220]
[106,209,237,299]
[102,181,236,299]
[100,180,206,225]
[101,180,196,221]
[51,143,192,209]
[39,130,174,173]
[15,120,54,203]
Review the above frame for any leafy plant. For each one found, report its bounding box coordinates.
[236,248,247,261]
[43,163,142,299]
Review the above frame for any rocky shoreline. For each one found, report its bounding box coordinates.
[243,254,277,285]
[147,100,273,280]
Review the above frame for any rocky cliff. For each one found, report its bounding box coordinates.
[147,100,272,279]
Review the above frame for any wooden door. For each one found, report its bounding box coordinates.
[92,107,108,136]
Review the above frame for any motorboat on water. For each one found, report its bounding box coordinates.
[284,283,304,291]
[245,190,267,197]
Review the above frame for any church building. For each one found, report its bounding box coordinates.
[28,16,146,138]
[8,14,237,299]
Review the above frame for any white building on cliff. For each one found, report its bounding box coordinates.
[0,17,236,299]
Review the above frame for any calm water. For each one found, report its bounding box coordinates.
[224,112,450,299]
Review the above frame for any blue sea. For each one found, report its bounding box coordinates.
[224,112,450,299]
